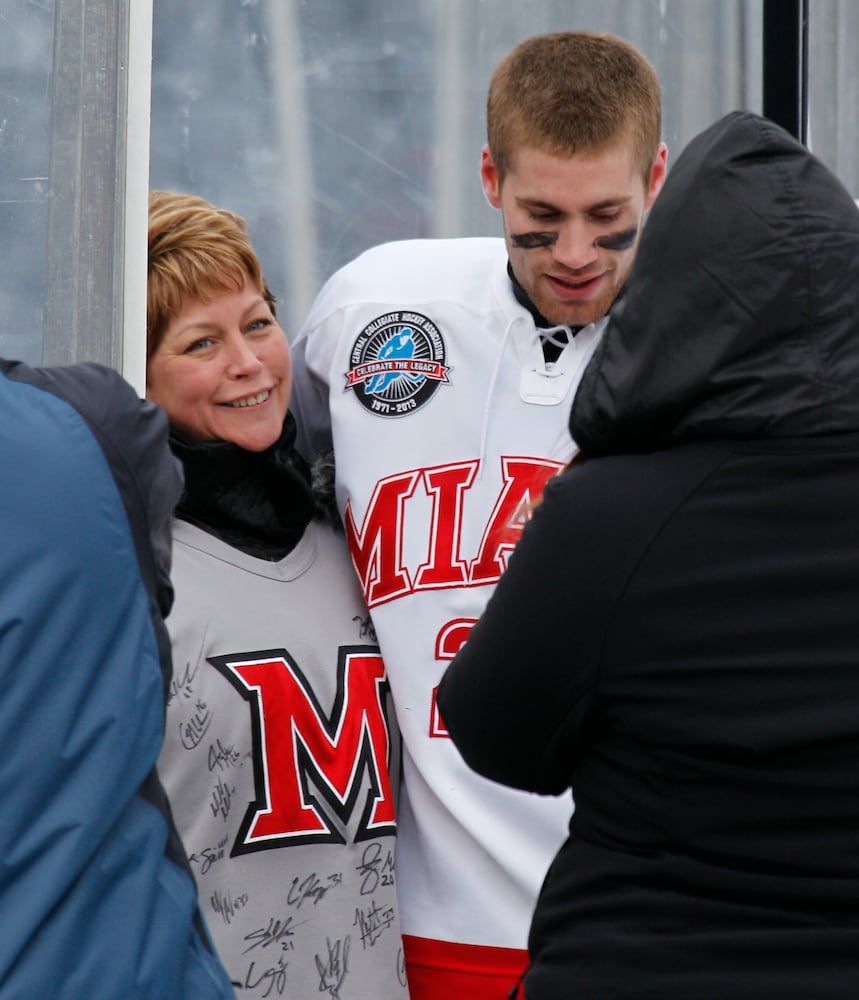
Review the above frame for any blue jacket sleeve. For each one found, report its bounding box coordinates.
[0,361,234,1000]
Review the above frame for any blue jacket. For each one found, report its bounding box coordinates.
[0,360,235,999]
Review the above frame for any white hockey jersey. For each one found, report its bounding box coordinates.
[290,237,604,954]
[158,518,408,999]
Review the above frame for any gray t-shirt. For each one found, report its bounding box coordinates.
[158,518,408,998]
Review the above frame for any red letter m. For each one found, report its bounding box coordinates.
[210,646,396,853]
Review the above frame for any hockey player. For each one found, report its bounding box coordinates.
[288,30,667,1000]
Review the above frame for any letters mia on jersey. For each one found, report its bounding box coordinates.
[343,455,565,739]
[344,456,563,608]
[210,645,396,854]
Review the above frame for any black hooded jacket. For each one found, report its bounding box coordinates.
[572,109,859,451]
[437,113,859,998]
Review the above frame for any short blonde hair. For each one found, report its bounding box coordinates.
[147,190,276,358]
[487,31,662,184]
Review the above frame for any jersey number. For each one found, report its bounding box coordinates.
[429,618,478,737]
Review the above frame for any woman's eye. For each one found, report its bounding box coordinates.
[186,337,213,353]
[247,317,274,334]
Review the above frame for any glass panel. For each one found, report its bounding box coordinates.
[0,0,132,369]
[150,0,765,340]
[808,0,859,197]
[0,0,54,364]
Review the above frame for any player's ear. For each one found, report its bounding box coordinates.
[644,142,668,211]
[480,145,502,209]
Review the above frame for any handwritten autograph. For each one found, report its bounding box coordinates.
[244,956,288,997]
[243,915,305,954]
[315,936,350,998]
[355,842,395,895]
[286,871,342,909]
[167,657,199,706]
[208,737,241,772]
[210,775,235,821]
[187,834,229,875]
[354,900,396,948]
[179,698,212,750]
[210,888,250,926]
[352,614,377,642]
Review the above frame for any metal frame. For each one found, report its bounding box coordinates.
[762,0,809,142]
[43,0,129,368]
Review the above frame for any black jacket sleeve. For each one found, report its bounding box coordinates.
[437,446,725,795]
[437,462,611,793]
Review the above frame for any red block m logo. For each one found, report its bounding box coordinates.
[210,646,396,853]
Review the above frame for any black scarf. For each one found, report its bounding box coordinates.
[169,412,317,561]
[508,261,554,329]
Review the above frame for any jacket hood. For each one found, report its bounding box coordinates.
[571,111,859,454]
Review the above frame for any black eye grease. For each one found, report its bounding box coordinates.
[593,226,638,251]
[511,225,638,252]
[510,231,559,249]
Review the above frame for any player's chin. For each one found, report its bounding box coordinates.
[542,297,610,330]
[537,277,613,328]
